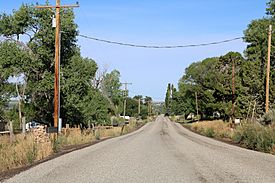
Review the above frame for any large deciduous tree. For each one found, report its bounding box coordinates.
[0,3,111,127]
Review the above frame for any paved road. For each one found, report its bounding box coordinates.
[4,116,275,183]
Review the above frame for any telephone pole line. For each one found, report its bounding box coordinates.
[195,92,199,118]
[35,1,79,129]
[121,82,132,119]
[138,98,141,115]
[266,25,272,113]
[232,56,235,121]
[147,100,151,116]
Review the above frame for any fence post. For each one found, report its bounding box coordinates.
[9,120,14,143]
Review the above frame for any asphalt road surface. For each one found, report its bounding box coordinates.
[4,116,275,183]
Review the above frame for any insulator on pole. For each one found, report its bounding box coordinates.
[52,15,56,28]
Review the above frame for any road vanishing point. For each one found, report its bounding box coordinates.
[4,116,275,183]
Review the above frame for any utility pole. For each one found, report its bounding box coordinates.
[147,100,152,116]
[121,82,132,119]
[195,92,199,119]
[35,1,79,129]
[266,25,272,113]
[138,98,141,115]
[232,56,235,121]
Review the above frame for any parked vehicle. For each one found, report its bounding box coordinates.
[26,121,41,131]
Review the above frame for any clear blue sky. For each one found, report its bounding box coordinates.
[0,0,268,101]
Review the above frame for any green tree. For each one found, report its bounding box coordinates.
[125,97,138,117]
[164,83,172,114]
[0,3,113,127]
[0,41,34,127]
[102,70,123,116]
[243,1,275,114]
[176,53,247,120]
[267,0,275,17]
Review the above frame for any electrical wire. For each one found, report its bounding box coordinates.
[78,34,244,49]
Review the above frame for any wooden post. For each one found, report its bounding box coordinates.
[92,123,95,135]
[22,117,26,134]
[121,82,132,120]
[88,120,91,130]
[9,121,14,143]
[266,25,272,113]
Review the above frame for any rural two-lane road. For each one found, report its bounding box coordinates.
[4,116,275,183]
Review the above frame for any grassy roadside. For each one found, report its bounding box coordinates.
[182,120,275,155]
[0,119,146,173]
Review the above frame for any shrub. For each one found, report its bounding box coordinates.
[204,127,215,137]
[260,109,275,125]
[233,123,275,152]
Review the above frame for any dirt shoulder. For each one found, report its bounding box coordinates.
[0,123,145,182]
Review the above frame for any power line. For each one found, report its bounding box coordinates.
[78,34,243,49]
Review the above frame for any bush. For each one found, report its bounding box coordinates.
[233,123,275,152]
[260,109,275,125]
[204,127,214,137]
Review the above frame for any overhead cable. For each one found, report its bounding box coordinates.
[78,34,243,49]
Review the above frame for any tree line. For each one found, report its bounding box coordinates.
[165,0,275,121]
[0,3,152,130]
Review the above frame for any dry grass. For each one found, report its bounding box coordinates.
[191,120,233,138]
[190,120,275,154]
[0,134,52,172]
[56,126,123,149]
[0,119,143,172]
[56,119,141,148]
[99,127,122,138]
[56,128,95,148]
[122,121,138,134]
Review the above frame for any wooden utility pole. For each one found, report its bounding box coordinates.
[138,98,141,115]
[121,82,132,119]
[266,25,272,113]
[147,101,151,116]
[195,92,199,118]
[232,56,235,121]
[35,1,79,128]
